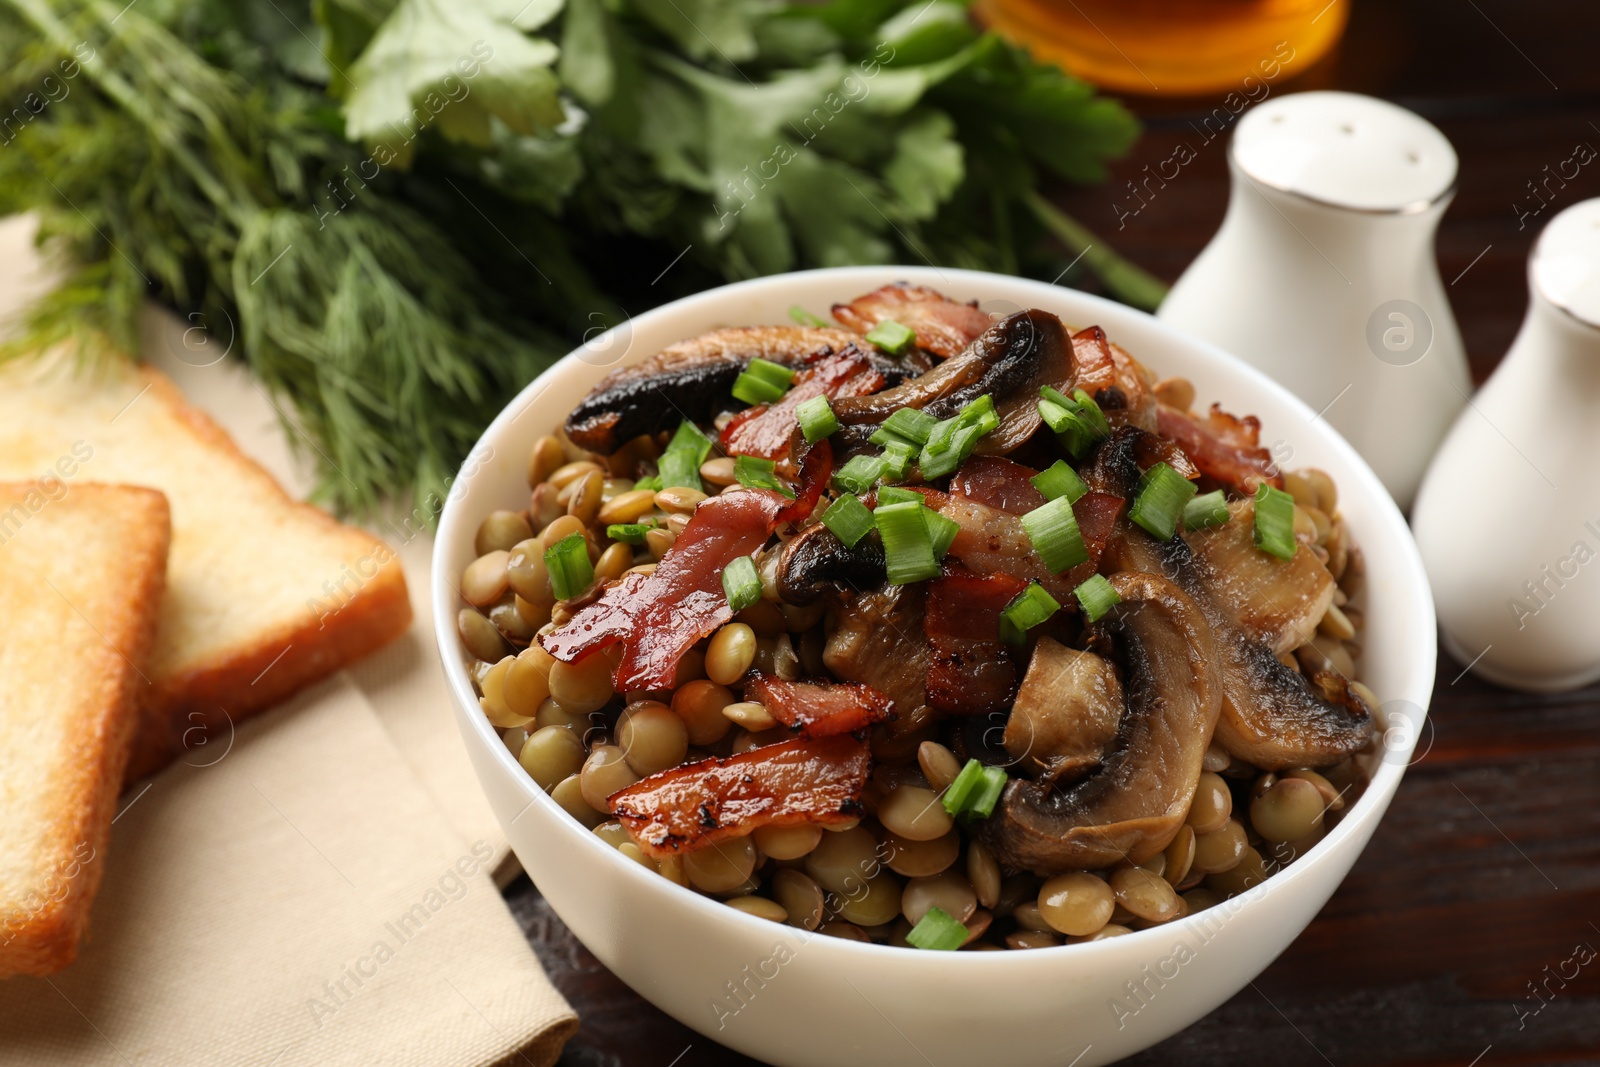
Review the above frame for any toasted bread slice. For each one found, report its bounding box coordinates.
[0,482,170,976]
[0,359,412,780]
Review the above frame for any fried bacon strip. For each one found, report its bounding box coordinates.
[1070,326,1157,431]
[924,568,1029,715]
[831,283,994,359]
[611,735,871,858]
[743,673,894,737]
[543,489,784,688]
[720,349,883,459]
[949,455,1047,516]
[1157,403,1284,493]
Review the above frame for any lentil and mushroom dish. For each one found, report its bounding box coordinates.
[458,284,1377,951]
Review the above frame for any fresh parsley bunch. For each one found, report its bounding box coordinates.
[0,0,1160,513]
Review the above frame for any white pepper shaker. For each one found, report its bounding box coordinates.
[1159,91,1470,510]
[1413,198,1600,691]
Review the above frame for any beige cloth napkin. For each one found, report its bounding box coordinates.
[0,215,578,1063]
[0,676,577,1066]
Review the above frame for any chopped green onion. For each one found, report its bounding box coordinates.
[1031,459,1087,503]
[942,759,1008,819]
[961,394,999,436]
[864,318,916,356]
[832,454,887,495]
[606,522,654,545]
[1073,573,1121,623]
[1129,462,1199,541]
[875,486,921,507]
[924,507,959,561]
[732,372,786,406]
[999,582,1060,643]
[796,395,839,443]
[633,474,663,493]
[1253,483,1298,560]
[920,395,999,479]
[1020,496,1088,574]
[906,906,968,951]
[747,357,795,389]
[789,305,829,328]
[881,407,939,446]
[734,454,795,497]
[657,448,703,491]
[875,501,940,585]
[667,420,715,465]
[820,494,875,547]
[721,556,763,612]
[1184,489,1230,531]
[544,533,594,600]
[1038,386,1110,457]
[880,441,917,481]
[869,425,916,450]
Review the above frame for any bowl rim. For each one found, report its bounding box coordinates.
[432,264,1437,967]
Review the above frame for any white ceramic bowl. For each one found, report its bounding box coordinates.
[433,267,1436,1067]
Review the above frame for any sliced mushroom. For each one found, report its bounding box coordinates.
[831,282,996,360]
[832,310,1073,454]
[822,582,931,734]
[1105,511,1375,771]
[1002,637,1123,786]
[778,522,886,605]
[564,327,910,454]
[1185,499,1334,655]
[979,572,1221,874]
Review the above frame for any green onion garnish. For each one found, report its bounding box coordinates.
[820,494,875,547]
[795,395,839,443]
[1184,489,1230,531]
[942,759,1008,819]
[633,474,663,493]
[1038,386,1110,457]
[1019,496,1088,574]
[731,357,796,406]
[999,582,1060,643]
[734,454,795,497]
[920,395,998,480]
[721,556,763,612]
[1128,462,1199,541]
[606,522,654,545]
[1073,573,1121,623]
[864,318,916,356]
[924,507,959,560]
[657,448,703,491]
[875,486,921,507]
[544,533,594,600]
[905,906,967,951]
[667,419,715,465]
[789,305,829,328]
[880,441,917,482]
[875,501,941,585]
[1030,459,1087,503]
[870,425,916,451]
[832,454,887,495]
[881,407,938,446]
[1253,482,1298,560]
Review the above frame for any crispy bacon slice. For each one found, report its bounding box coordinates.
[721,349,884,460]
[744,673,894,737]
[949,455,1047,516]
[925,569,1029,715]
[908,487,1124,603]
[542,489,786,689]
[1157,403,1284,493]
[777,438,833,527]
[1070,326,1156,431]
[611,734,871,858]
[832,283,994,359]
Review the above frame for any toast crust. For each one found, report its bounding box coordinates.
[121,370,414,780]
[0,483,170,977]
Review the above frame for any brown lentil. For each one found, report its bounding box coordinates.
[706,623,757,685]
[1110,866,1181,923]
[902,871,977,925]
[1037,872,1115,936]
[655,486,706,513]
[580,744,638,812]
[753,823,824,861]
[476,511,534,556]
[917,741,962,792]
[881,830,959,878]
[771,868,825,930]
[671,680,735,745]
[549,460,601,490]
[1186,771,1233,834]
[519,725,585,791]
[1192,818,1249,875]
[1249,777,1328,842]
[685,837,759,894]
[967,840,1002,909]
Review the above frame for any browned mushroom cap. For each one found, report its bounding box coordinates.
[832,310,1073,454]
[564,326,916,454]
[777,522,885,605]
[1002,637,1122,786]
[822,582,932,737]
[1104,510,1375,772]
[978,572,1222,875]
[1184,499,1334,655]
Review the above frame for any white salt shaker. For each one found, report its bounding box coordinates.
[1413,198,1600,691]
[1159,91,1470,510]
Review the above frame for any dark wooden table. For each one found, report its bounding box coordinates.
[505,3,1600,1063]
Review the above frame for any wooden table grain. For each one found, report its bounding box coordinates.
[505,3,1600,1063]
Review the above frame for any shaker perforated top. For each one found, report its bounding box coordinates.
[1530,199,1600,327]
[1231,91,1457,214]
